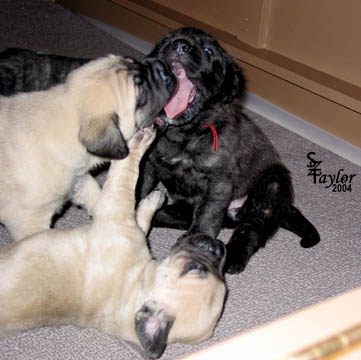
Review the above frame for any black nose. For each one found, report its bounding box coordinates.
[173,40,191,55]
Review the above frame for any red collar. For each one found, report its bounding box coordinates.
[200,123,218,152]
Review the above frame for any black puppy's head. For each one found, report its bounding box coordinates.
[148,27,245,126]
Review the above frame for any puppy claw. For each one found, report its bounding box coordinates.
[128,127,156,153]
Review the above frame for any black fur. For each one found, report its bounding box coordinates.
[0,48,89,95]
[136,27,320,273]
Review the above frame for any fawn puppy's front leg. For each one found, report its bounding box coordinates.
[92,127,156,224]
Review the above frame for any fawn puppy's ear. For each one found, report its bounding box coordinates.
[135,305,175,359]
[79,113,129,159]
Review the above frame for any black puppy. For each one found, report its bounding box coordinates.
[0,48,89,96]
[136,27,320,273]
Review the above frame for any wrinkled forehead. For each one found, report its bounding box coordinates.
[146,254,226,338]
[168,276,226,343]
[160,260,225,314]
[182,252,223,280]
[156,252,221,280]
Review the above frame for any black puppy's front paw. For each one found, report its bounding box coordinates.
[300,232,321,248]
[224,255,247,274]
[224,237,249,273]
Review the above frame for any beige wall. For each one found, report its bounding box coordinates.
[153,0,241,37]
[266,0,361,87]
[192,0,361,88]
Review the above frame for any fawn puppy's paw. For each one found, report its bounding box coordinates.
[140,189,166,212]
[129,127,156,152]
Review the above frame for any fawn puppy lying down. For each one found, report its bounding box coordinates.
[0,127,226,359]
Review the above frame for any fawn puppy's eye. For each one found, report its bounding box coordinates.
[134,75,143,85]
[187,263,201,272]
[183,262,208,278]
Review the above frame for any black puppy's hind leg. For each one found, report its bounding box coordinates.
[224,164,293,274]
[224,211,282,274]
[281,205,320,248]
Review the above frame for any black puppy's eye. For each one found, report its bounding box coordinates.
[203,47,214,56]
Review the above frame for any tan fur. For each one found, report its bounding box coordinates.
[0,55,144,241]
[0,128,226,358]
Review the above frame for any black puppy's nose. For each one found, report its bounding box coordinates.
[173,40,191,55]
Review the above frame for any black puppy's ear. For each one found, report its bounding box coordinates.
[79,113,129,159]
[221,59,245,103]
[135,305,175,359]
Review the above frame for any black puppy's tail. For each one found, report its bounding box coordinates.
[281,205,320,248]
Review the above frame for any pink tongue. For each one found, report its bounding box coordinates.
[164,67,194,119]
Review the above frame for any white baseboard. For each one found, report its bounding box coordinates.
[84,15,361,167]
[243,92,361,167]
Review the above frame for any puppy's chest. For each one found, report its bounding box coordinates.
[153,136,202,173]
[151,136,211,192]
